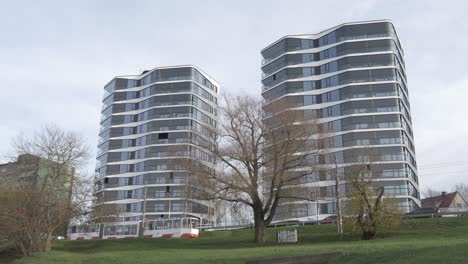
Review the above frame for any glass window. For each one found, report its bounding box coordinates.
[328,31,336,44]
[304,96,315,105]
[321,76,338,88]
[301,39,311,49]
[329,47,337,58]
[158,133,169,139]
[331,90,340,101]
[320,47,336,60]
[143,75,151,85]
[321,63,330,73]
[331,76,339,86]
[171,203,184,211]
[154,204,165,212]
[319,32,336,46]
[304,81,314,91]
[321,49,330,60]
[319,36,328,46]
[322,93,329,103]
[332,105,341,116]
[329,61,338,72]
[120,164,128,173]
[303,67,312,77]
[332,120,341,131]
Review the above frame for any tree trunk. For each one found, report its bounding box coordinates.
[362,230,376,240]
[254,211,267,243]
[362,224,377,240]
[254,219,267,243]
[42,233,53,252]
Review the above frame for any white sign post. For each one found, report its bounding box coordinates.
[277,229,298,243]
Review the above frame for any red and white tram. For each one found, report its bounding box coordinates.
[68,217,200,240]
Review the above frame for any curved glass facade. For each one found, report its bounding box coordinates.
[261,21,420,221]
[94,66,219,225]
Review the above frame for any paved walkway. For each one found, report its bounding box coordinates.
[246,253,336,264]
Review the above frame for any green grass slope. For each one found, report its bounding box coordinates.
[13,217,468,264]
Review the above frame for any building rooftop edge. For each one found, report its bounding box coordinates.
[261,19,395,53]
[103,64,220,90]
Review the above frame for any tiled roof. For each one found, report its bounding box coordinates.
[421,192,458,208]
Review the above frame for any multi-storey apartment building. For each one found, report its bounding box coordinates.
[261,20,420,221]
[0,154,74,192]
[0,154,75,235]
[94,65,219,227]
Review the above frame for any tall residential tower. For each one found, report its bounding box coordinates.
[94,65,219,227]
[261,20,420,221]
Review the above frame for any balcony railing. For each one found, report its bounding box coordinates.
[261,33,395,66]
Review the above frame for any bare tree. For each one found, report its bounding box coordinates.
[69,173,95,224]
[92,204,125,224]
[0,125,90,255]
[421,187,442,198]
[421,183,468,202]
[343,151,402,240]
[193,94,319,243]
[453,183,468,202]
[214,200,252,227]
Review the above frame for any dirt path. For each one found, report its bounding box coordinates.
[246,253,336,264]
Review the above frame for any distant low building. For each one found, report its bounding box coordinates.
[421,191,468,212]
[0,154,75,235]
[0,154,74,194]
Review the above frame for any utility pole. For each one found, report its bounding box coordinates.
[140,180,148,238]
[316,189,320,225]
[330,158,343,235]
[99,190,105,239]
[335,164,343,235]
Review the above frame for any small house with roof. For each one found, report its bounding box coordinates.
[421,191,468,212]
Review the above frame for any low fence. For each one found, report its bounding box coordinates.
[204,211,468,232]
[203,220,318,232]
[403,210,468,219]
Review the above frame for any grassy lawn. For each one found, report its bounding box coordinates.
[12,217,468,264]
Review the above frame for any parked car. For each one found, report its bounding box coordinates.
[405,207,441,218]
[320,215,337,224]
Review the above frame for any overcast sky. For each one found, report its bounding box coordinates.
[1,0,467,192]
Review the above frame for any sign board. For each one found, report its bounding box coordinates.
[277,229,297,243]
